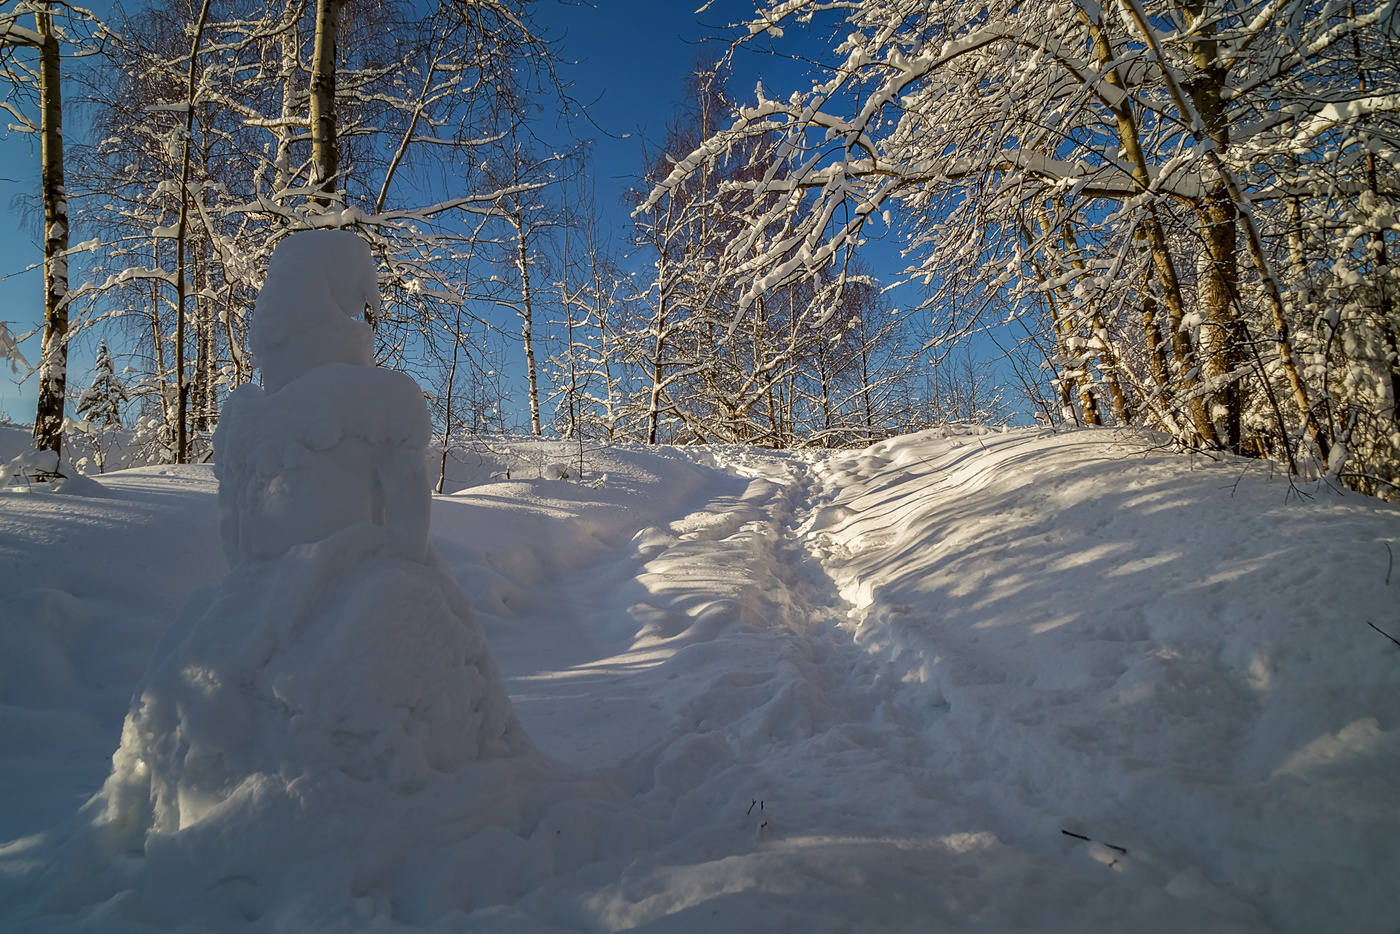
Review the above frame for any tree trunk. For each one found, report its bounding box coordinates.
[1137,230,1169,392]
[275,0,303,200]
[309,0,341,205]
[31,1,68,465]
[513,210,542,436]
[149,275,172,443]
[646,307,666,444]
[173,0,213,463]
[1030,210,1093,425]
[193,236,209,433]
[1054,207,1113,425]
[437,304,462,494]
[1083,10,1215,445]
[1184,7,1245,451]
[644,205,675,445]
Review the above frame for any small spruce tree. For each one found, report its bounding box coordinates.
[74,340,129,473]
[75,340,128,428]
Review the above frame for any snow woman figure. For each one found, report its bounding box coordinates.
[214,230,430,566]
[72,231,545,924]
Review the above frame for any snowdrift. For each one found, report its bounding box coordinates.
[1,426,1396,932]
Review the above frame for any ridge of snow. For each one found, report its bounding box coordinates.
[0,428,1395,931]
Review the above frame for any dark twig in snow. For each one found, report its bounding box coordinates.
[1367,622,1400,650]
[1061,829,1126,855]
[1384,543,1393,586]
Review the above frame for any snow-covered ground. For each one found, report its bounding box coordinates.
[2,424,1397,932]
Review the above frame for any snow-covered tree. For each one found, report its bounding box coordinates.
[627,59,914,447]
[547,161,627,443]
[74,339,128,427]
[1,0,106,466]
[66,0,558,462]
[651,0,1399,487]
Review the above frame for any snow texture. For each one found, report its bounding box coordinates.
[217,231,428,565]
[0,234,576,929]
[0,419,1397,932]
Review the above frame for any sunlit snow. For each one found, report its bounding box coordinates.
[0,239,1395,931]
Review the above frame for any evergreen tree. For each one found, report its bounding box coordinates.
[76,340,129,428]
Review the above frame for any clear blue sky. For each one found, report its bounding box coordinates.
[0,1,879,424]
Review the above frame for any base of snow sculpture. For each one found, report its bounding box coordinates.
[52,232,593,927]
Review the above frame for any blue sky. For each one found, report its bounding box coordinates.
[0,0,783,420]
[0,1,926,426]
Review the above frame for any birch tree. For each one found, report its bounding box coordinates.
[654,0,1398,485]
[67,0,556,462]
[0,0,100,469]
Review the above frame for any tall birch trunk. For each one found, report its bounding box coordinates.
[1183,2,1245,451]
[437,304,462,494]
[513,210,542,436]
[309,0,341,206]
[173,0,212,463]
[1084,10,1216,445]
[31,1,68,464]
[1030,210,1094,425]
[274,0,304,200]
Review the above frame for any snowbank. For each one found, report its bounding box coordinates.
[1,233,605,929]
[1,425,1395,932]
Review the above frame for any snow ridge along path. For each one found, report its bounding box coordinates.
[1,426,1396,932]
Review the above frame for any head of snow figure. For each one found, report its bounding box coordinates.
[250,229,379,393]
[213,230,431,566]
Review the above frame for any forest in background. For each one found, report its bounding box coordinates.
[2,0,1397,498]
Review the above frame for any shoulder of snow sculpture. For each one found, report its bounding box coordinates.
[213,231,430,566]
[215,365,431,566]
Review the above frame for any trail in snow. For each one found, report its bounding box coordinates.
[446,432,1396,933]
[449,443,1220,931]
[1,426,1395,933]
[454,447,860,768]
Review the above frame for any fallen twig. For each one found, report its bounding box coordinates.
[1062,829,1126,855]
[1367,621,1400,650]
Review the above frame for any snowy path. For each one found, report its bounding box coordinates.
[429,434,1398,932]
[462,448,860,769]
[439,444,1192,930]
[2,428,1396,932]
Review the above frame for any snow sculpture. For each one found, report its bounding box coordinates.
[215,230,430,565]
[82,232,542,919]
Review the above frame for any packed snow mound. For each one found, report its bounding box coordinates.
[99,524,523,839]
[1,435,107,495]
[1,232,577,929]
[214,363,431,565]
[248,229,379,394]
[61,524,544,927]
